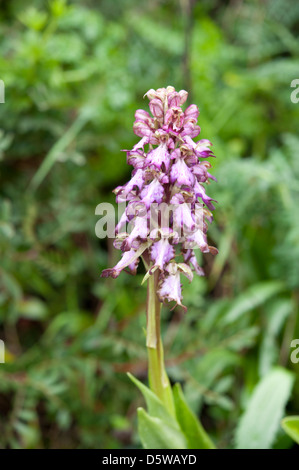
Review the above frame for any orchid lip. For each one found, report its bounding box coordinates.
[101,87,217,311]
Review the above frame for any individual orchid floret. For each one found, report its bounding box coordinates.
[170,156,195,187]
[101,86,218,311]
[150,238,175,272]
[101,241,151,279]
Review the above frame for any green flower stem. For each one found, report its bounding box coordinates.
[146,270,175,416]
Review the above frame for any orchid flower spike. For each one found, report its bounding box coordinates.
[101,86,218,311]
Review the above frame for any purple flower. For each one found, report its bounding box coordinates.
[121,215,148,251]
[158,272,183,310]
[146,143,170,172]
[193,180,217,210]
[165,107,184,131]
[101,86,217,311]
[123,168,145,195]
[173,203,196,233]
[150,238,175,271]
[157,263,193,312]
[132,136,149,151]
[126,149,146,169]
[170,156,195,187]
[149,99,164,119]
[184,104,199,123]
[183,249,205,276]
[101,242,150,279]
[140,178,164,208]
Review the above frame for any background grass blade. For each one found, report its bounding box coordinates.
[235,368,294,449]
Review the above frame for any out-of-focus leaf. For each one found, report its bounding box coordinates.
[223,281,285,324]
[183,349,240,412]
[259,299,293,376]
[235,368,294,449]
[16,298,48,320]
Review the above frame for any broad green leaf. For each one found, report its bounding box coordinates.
[128,373,177,427]
[137,408,187,450]
[173,383,215,449]
[281,416,299,444]
[235,368,294,449]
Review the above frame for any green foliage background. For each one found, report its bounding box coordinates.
[0,0,298,449]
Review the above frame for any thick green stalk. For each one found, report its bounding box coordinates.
[146,271,175,416]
